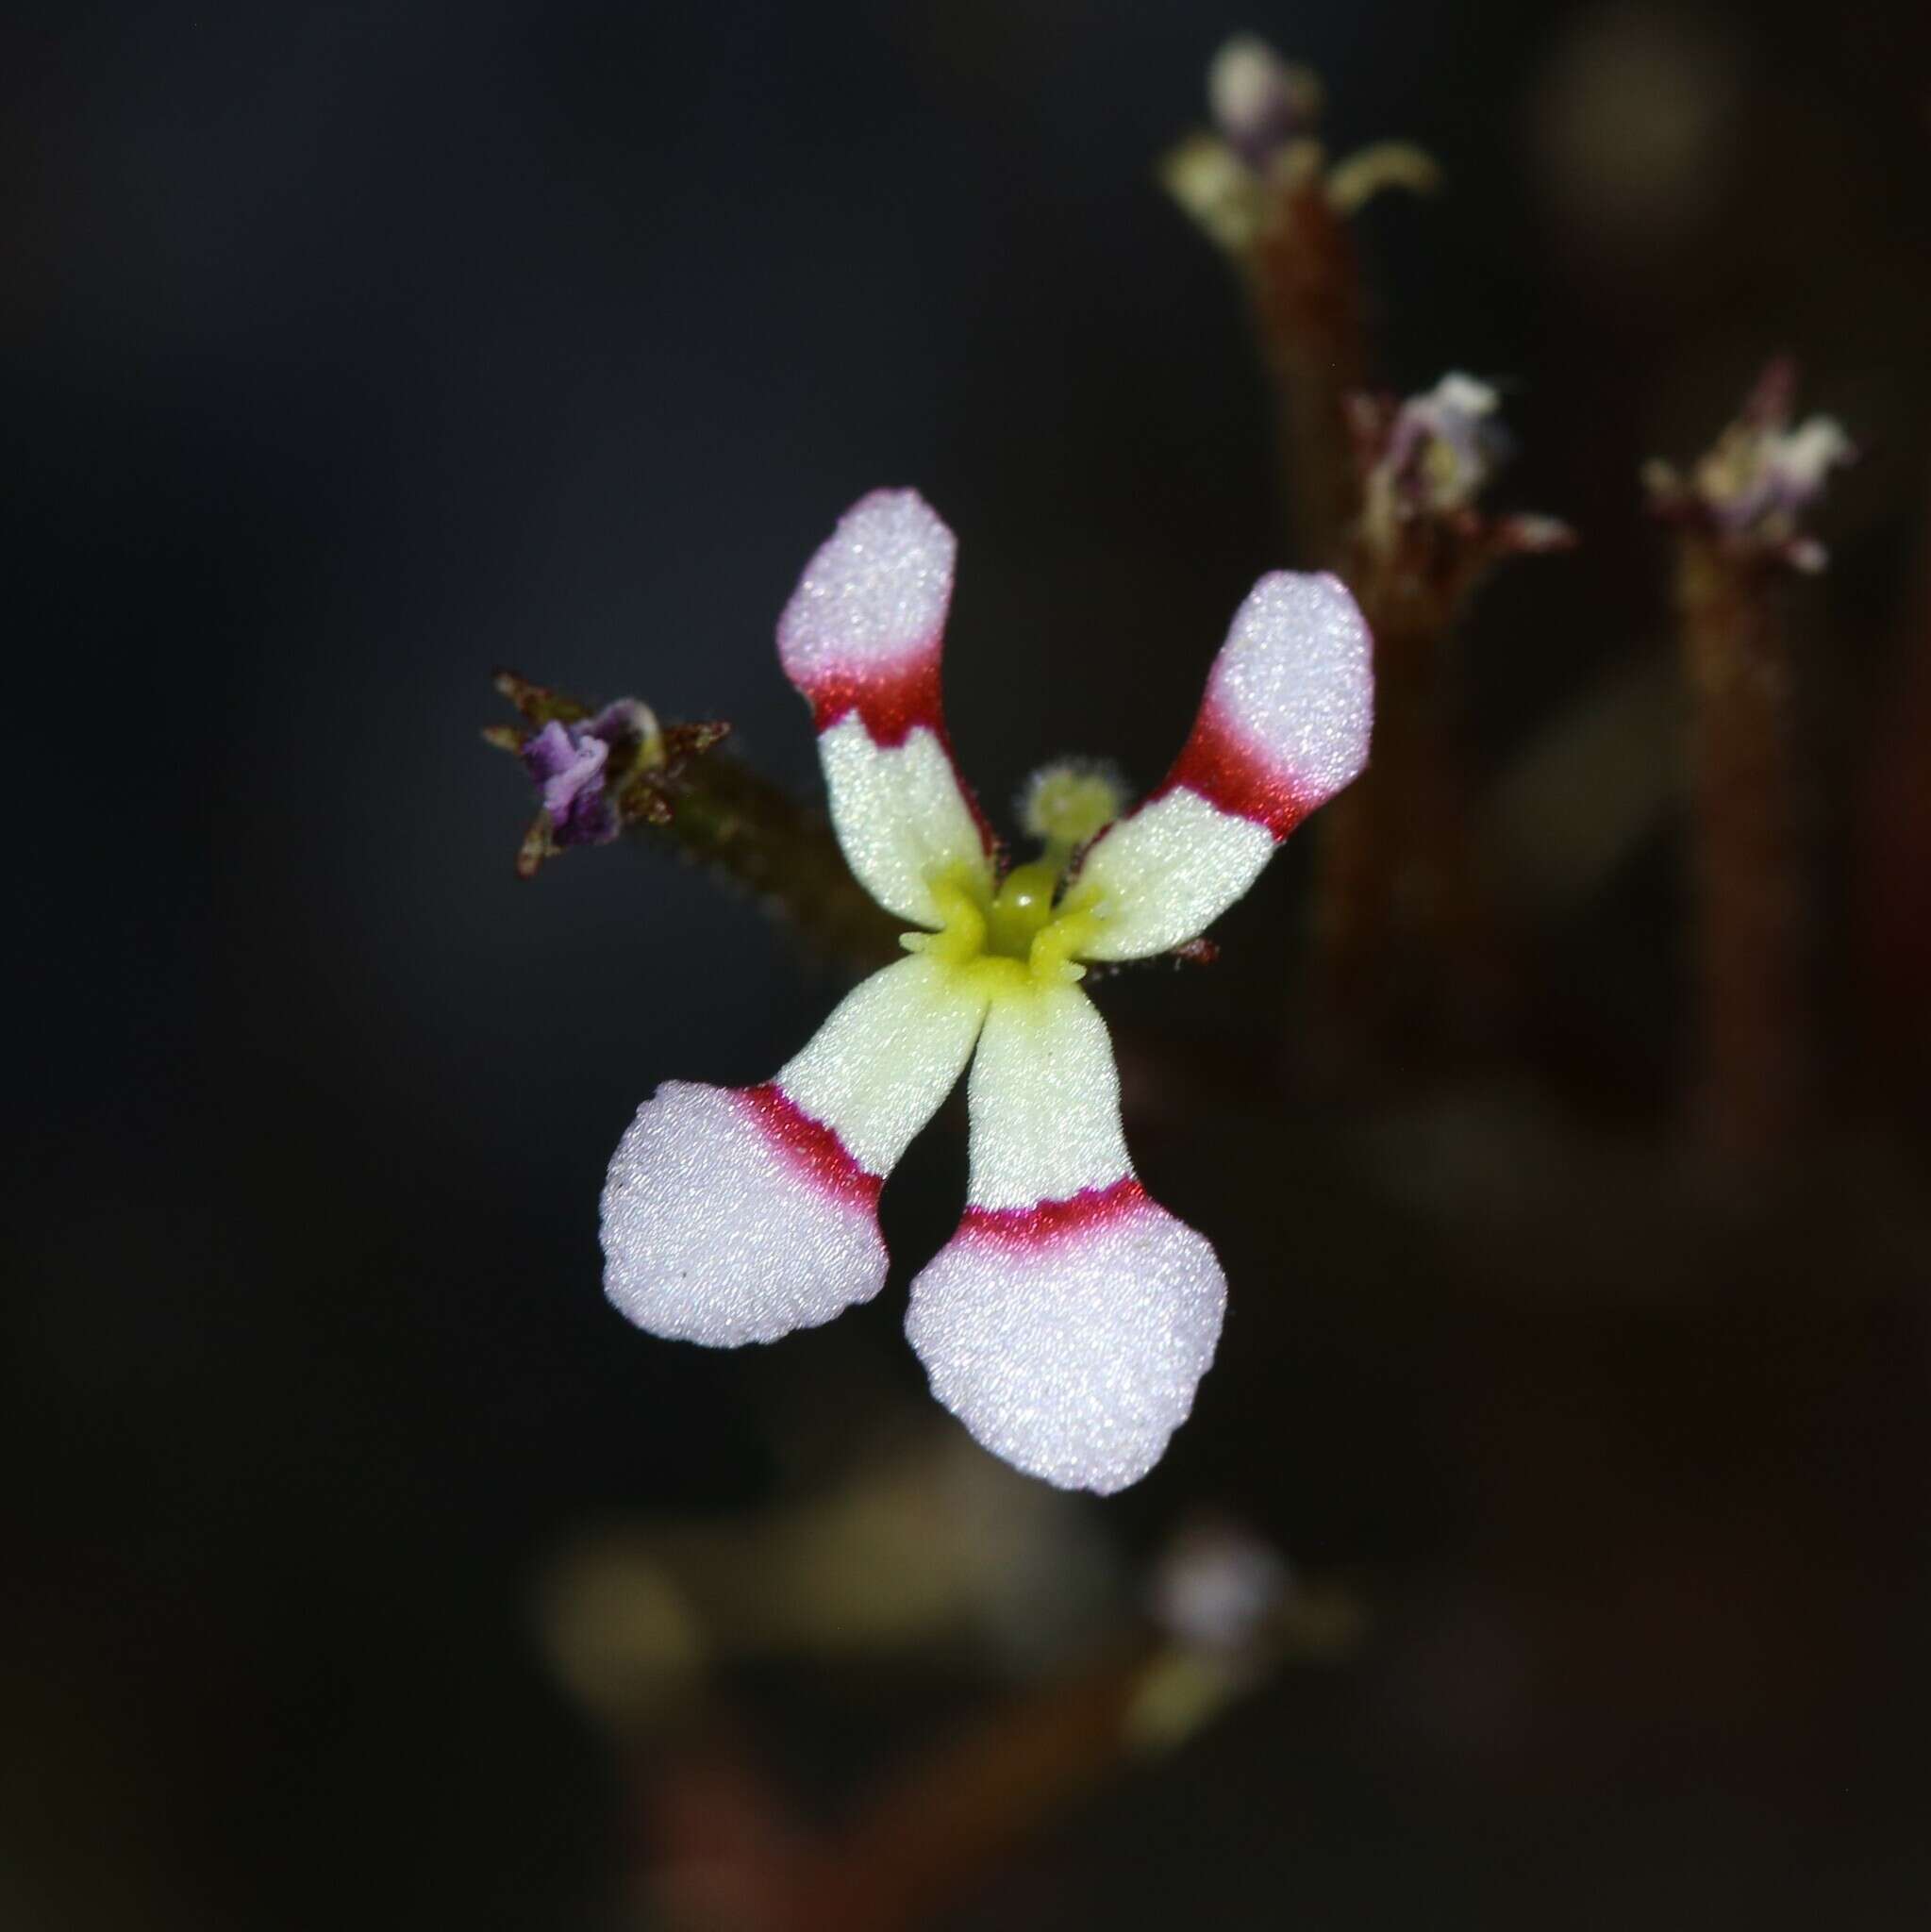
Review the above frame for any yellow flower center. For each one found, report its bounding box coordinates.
[905,858,1100,997]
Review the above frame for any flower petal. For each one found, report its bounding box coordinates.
[1072,571,1372,959]
[778,490,993,926]
[602,955,990,1345]
[774,952,990,1176]
[905,986,1226,1493]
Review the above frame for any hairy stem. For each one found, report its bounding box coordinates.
[1307,573,1506,1075]
[627,744,904,974]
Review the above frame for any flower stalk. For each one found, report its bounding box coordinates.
[1673,534,1806,1157]
[1307,378,1573,1074]
[1646,359,1854,1160]
[1162,37,1439,570]
[487,669,903,972]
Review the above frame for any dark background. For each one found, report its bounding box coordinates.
[8,1,1931,1925]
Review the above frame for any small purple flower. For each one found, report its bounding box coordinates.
[521,699,658,848]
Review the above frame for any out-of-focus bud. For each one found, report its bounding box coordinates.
[1645,358,1855,573]
[1128,1516,1365,1752]
[1146,1518,1293,1657]
[1352,373,1573,576]
[1162,36,1437,258]
[1207,35,1323,171]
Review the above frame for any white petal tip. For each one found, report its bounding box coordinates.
[777,489,957,688]
[600,1081,886,1348]
[1182,573,1373,827]
[905,1184,1227,1494]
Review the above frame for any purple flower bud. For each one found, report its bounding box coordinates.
[520,699,658,847]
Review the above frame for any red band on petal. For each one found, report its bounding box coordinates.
[803,651,996,852]
[803,649,945,747]
[957,1176,1148,1245]
[741,1084,882,1211]
[1157,695,1315,839]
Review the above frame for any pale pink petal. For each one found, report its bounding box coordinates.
[1074,571,1373,959]
[777,490,992,925]
[601,1081,888,1345]
[907,1190,1226,1494]
[603,957,990,1345]
[905,987,1226,1492]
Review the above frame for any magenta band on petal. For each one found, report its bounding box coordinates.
[740,1081,883,1210]
[794,647,947,748]
[906,1185,1227,1496]
[950,1176,1148,1246]
[1157,695,1321,839]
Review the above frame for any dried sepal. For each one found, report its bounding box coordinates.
[614,718,733,828]
[1168,938,1221,969]
[514,810,555,882]
[1324,141,1442,216]
[491,668,591,729]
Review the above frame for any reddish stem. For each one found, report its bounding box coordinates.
[1676,533,1809,1159]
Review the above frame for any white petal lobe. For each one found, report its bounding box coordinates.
[601,1082,887,1346]
[906,986,1226,1493]
[907,1192,1227,1495]
[777,489,956,682]
[1209,572,1373,810]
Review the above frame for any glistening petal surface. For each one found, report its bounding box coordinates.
[774,952,990,1176]
[777,490,991,926]
[905,986,1227,1493]
[1074,571,1373,959]
[602,955,990,1345]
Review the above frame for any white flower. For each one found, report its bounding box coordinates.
[600,491,1373,1493]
